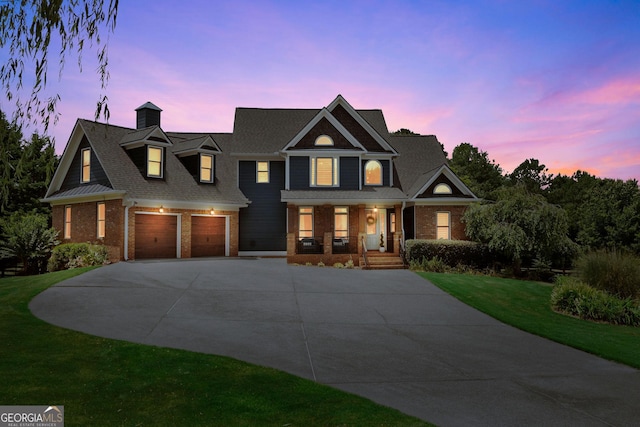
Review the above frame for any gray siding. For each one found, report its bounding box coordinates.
[239,160,287,251]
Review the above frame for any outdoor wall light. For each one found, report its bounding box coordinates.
[210,208,215,215]
[159,206,164,213]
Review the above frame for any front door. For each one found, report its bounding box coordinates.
[365,208,386,250]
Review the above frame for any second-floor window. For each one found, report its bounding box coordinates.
[81,148,91,183]
[365,160,382,185]
[147,146,164,178]
[257,161,269,183]
[200,154,214,183]
[311,157,338,187]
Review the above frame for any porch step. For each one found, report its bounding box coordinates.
[360,252,406,270]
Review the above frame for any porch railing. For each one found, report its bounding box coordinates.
[361,235,368,268]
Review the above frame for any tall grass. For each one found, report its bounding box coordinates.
[577,251,640,299]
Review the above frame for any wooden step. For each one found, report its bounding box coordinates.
[360,253,406,270]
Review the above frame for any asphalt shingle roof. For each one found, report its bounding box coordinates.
[77,120,248,205]
[389,135,448,196]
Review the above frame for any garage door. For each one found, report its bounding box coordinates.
[191,216,226,257]
[135,214,178,259]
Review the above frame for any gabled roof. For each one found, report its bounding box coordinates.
[282,108,366,152]
[119,126,172,148]
[44,120,248,208]
[409,164,478,202]
[327,95,397,154]
[388,134,447,193]
[167,132,223,156]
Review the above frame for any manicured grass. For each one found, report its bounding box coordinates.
[421,272,640,369]
[1,269,431,426]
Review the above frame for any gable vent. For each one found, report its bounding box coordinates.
[135,102,162,129]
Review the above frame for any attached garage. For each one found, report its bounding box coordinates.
[135,214,179,259]
[191,216,226,257]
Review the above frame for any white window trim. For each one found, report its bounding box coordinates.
[299,207,314,239]
[310,156,339,187]
[64,205,72,239]
[97,202,106,239]
[314,134,334,146]
[81,148,91,183]
[334,206,349,240]
[434,183,453,194]
[147,146,164,178]
[200,153,214,183]
[436,211,451,240]
[364,159,383,186]
[257,161,270,183]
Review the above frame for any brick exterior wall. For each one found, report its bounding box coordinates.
[414,205,469,240]
[52,201,239,262]
[52,199,125,262]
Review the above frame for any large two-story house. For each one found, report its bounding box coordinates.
[43,95,478,266]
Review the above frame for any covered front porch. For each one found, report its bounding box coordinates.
[285,203,404,267]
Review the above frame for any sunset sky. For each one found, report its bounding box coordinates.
[3,0,640,180]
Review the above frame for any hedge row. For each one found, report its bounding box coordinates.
[404,239,492,269]
[47,243,109,272]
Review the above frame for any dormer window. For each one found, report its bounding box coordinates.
[365,160,382,185]
[81,148,91,183]
[315,135,334,146]
[147,146,164,178]
[200,154,214,183]
[434,183,452,194]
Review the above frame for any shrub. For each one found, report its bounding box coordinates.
[409,256,448,273]
[47,243,109,272]
[405,239,491,269]
[551,276,640,326]
[333,262,345,269]
[577,251,640,299]
[0,212,59,274]
[344,259,355,269]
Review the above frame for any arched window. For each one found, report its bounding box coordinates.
[434,183,452,194]
[315,135,334,146]
[365,160,383,185]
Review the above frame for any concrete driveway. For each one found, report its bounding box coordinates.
[30,258,640,426]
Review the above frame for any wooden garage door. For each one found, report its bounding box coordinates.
[135,214,178,259]
[191,216,226,257]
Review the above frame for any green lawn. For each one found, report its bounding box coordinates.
[421,272,640,369]
[1,269,430,427]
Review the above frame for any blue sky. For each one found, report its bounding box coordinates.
[3,0,639,180]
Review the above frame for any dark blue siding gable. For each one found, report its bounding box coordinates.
[60,137,111,191]
[239,160,287,251]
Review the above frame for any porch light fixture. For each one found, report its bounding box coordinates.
[373,206,378,212]
[159,205,164,213]
[210,208,215,215]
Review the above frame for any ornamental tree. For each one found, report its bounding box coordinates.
[463,185,578,271]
